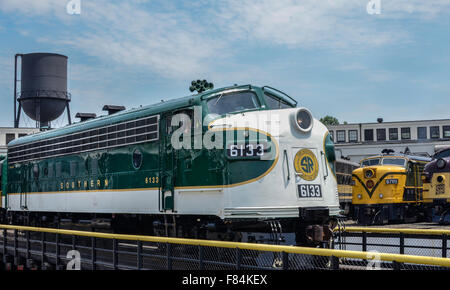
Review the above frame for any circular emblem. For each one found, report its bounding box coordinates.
[294,149,319,181]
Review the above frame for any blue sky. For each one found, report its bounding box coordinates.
[0,0,449,127]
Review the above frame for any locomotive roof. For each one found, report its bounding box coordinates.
[8,84,274,148]
[362,155,431,163]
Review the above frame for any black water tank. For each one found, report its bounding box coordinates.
[18,53,70,123]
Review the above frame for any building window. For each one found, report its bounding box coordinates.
[417,127,427,139]
[364,129,374,141]
[430,126,440,139]
[443,126,450,139]
[18,133,27,138]
[401,127,411,140]
[5,133,15,145]
[376,129,386,141]
[348,130,358,142]
[389,128,398,140]
[336,130,346,143]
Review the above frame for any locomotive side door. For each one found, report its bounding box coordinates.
[159,108,195,212]
[20,163,28,210]
[404,161,421,203]
[160,113,176,212]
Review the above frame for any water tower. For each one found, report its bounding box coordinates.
[14,53,72,128]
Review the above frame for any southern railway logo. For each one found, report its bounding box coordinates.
[294,149,318,181]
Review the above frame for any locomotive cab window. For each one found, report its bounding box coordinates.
[264,92,293,109]
[361,158,380,167]
[206,91,260,115]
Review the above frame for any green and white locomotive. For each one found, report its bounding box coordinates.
[0,84,339,246]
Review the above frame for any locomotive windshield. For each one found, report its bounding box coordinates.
[434,149,450,159]
[206,91,260,115]
[361,158,380,167]
[361,157,406,167]
[382,158,406,167]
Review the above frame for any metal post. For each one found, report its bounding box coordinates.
[91,237,96,270]
[330,256,339,270]
[166,243,172,270]
[16,103,22,128]
[113,239,118,270]
[199,246,204,270]
[442,234,447,258]
[137,240,142,270]
[392,261,402,270]
[26,231,30,260]
[362,232,367,252]
[55,233,60,269]
[41,232,46,268]
[236,248,242,270]
[2,229,6,262]
[72,235,76,251]
[399,233,404,255]
[282,252,289,270]
[14,54,19,128]
[66,103,72,125]
[13,229,18,265]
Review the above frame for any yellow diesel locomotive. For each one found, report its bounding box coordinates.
[422,146,450,224]
[352,154,431,225]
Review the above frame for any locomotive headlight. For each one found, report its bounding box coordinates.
[379,193,383,199]
[293,108,313,133]
[357,194,362,199]
[365,169,374,179]
[437,158,447,169]
[437,175,445,183]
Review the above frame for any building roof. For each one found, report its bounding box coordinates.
[328,118,450,127]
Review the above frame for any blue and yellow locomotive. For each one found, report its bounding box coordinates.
[352,154,430,225]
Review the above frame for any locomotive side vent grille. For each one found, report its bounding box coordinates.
[7,114,160,164]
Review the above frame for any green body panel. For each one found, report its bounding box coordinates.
[5,85,284,198]
[6,130,276,194]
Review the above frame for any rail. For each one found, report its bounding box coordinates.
[0,224,449,270]
[334,226,450,259]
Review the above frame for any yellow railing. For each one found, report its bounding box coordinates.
[338,226,450,236]
[1,224,450,268]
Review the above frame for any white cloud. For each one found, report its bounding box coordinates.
[0,0,63,14]
[380,0,450,19]
[45,0,227,79]
[1,0,449,80]
[211,0,406,50]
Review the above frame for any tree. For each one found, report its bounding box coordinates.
[320,115,339,126]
